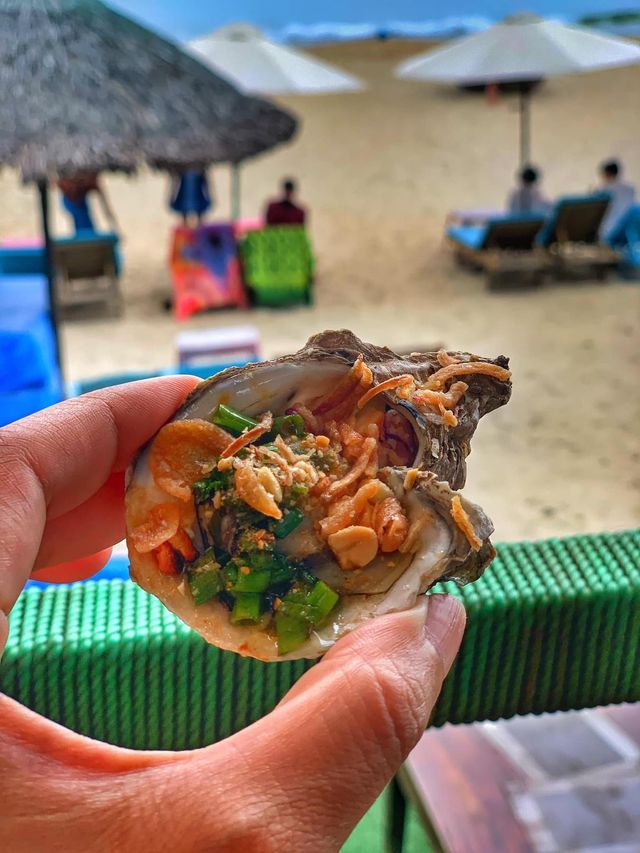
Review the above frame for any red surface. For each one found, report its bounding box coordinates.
[31,548,113,583]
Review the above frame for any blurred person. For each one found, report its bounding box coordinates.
[507,165,550,215]
[169,168,213,227]
[265,177,306,226]
[0,377,464,852]
[598,159,636,239]
[58,172,120,234]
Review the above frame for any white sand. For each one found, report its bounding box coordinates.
[1,40,638,543]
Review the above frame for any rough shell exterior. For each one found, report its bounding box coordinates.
[183,329,512,490]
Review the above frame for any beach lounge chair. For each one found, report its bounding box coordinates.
[53,233,122,316]
[446,214,548,289]
[607,203,640,279]
[65,360,256,397]
[537,194,620,279]
[0,243,46,275]
[240,225,314,306]
[0,272,63,425]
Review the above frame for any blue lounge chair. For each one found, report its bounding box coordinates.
[0,245,46,275]
[0,232,122,277]
[447,214,546,252]
[56,231,122,277]
[65,360,254,397]
[53,232,123,316]
[537,193,611,248]
[0,273,63,426]
[447,214,548,289]
[607,203,640,278]
[537,194,620,279]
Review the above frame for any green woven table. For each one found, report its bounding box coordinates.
[1,530,639,750]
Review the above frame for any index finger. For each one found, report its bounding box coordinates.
[0,376,198,620]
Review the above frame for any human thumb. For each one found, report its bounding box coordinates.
[225,594,466,850]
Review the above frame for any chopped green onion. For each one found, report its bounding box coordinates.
[189,570,223,605]
[231,593,262,624]
[275,612,311,655]
[232,568,272,593]
[306,580,339,624]
[222,561,239,589]
[290,483,309,499]
[268,553,299,586]
[192,469,232,502]
[190,548,218,571]
[212,404,257,435]
[277,599,314,622]
[274,507,305,539]
[261,414,306,444]
[277,580,340,628]
[272,414,305,438]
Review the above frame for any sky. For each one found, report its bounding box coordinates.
[111,1,639,41]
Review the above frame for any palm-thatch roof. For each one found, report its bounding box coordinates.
[0,0,298,180]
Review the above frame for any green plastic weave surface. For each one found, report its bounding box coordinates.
[1,530,639,750]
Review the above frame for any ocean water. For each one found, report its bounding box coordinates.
[113,0,640,42]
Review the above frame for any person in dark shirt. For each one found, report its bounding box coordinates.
[265,178,306,226]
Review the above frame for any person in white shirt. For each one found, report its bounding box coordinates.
[599,159,636,239]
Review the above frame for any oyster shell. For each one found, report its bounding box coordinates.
[126,330,511,661]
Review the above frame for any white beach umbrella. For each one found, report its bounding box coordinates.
[396,14,640,166]
[189,24,364,217]
[189,23,364,96]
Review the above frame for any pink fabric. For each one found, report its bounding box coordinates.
[1,238,43,248]
[232,217,264,238]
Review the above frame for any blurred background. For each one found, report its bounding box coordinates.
[1,2,639,850]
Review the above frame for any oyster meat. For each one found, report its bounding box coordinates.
[125,330,511,660]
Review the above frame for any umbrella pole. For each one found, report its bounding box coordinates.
[519,88,531,168]
[37,180,64,383]
[230,163,241,221]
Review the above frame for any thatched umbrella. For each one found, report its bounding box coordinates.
[0,0,297,373]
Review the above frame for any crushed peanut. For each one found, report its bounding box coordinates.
[403,468,419,490]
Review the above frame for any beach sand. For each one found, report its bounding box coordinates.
[0,39,638,543]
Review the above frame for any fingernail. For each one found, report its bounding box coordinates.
[424,594,466,675]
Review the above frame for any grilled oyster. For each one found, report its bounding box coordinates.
[126,330,511,660]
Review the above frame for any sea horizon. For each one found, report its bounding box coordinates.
[112,1,640,43]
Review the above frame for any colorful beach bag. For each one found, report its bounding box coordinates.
[170,224,247,320]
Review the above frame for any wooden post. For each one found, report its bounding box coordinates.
[230,162,241,221]
[519,87,531,168]
[38,180,64,381]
